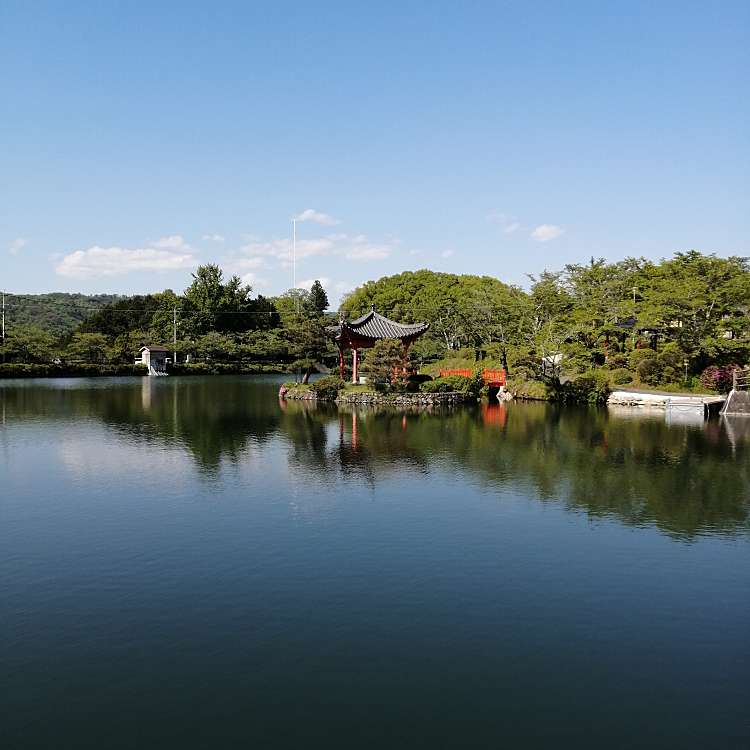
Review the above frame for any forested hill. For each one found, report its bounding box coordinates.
[3,293,124,338]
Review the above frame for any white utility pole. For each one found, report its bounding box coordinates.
[173,306,177,364]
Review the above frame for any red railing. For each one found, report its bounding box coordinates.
[439,368,506,386]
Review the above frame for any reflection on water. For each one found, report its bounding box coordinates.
[1,376,749,749]
[1,376,749,539]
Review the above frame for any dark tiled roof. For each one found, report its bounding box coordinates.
[327,308,429,342]
[141,346,169,352]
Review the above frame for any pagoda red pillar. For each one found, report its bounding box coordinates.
[338,347,345,380]
[352,348,359,383]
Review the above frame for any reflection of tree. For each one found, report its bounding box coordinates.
[277,399,750,539]
[0,378,282,474]
[2,380,749,537]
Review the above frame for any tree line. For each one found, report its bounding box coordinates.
[2,251,749,390]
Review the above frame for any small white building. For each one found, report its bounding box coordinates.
[137,346,169,374]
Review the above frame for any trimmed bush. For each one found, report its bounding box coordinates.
[506,376,552,401]
[420,373,483,397]
[309,375,345,400]
[559,370,611,404]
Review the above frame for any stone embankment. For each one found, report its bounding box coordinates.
[280,386,473,406]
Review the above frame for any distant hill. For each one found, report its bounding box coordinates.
[3,293,125,338]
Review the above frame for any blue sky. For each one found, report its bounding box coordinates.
[2,1,748,303]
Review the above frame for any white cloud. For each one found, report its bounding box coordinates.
[441,249,454,258]
[240,272,270,288]
[342,234,392,262]
[56,241,198,279]
[152,234,189,249]
[293,208,340,226]
[8,237,28,255]
[296,277,331,291]
[202,233,225,242]
[487,211,520,234]
[345,245,390,261]
[531,224,564,242]
[236,232,391,265]
[232,256,267,271]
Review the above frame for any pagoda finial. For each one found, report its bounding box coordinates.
[371,303,376,312]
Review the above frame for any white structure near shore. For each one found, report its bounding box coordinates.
[608,389,725,417]
[136,346,169,376]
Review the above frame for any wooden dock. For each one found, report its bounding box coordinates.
[608,389,725,417]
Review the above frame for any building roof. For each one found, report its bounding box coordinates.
[327,306,429,346]
[140,345,169,352]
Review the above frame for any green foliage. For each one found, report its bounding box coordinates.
[0,363,147,378]
[629,348,657,368]
[309,280,329,315]
[5,252,749,387]
[559,370,611,404]
[1,325,57,364]
[341,269,526,354]
[77,294,160,337]
[66,332,110,363]
[420,374,481,397]
[636,358,663,385]
[2,293,122,338]
[610,368,634,385]
[309,375,345,399]
[275,287,332,383]
[505,376,553,400]
[360,339,406,388]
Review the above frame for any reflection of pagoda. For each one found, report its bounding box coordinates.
[327,305,429,382]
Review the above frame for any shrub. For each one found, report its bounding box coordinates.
[421,375,472,394]
[636,357,663,386]
[610,368,633,385]
[607,354,628,369]
[309,375,345,400]
[699,365,737,393]
[0,363,148,379]
[505,376,552,401]
[559,370,611,405]
[658,343,686,370]
[629,348,657,369]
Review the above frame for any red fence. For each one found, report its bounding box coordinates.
[439,368,506,386]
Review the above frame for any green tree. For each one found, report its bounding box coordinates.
[276,287,331,383]
[309,280,329,315]
[66,333,110,363]
[360,338,406,387]
[2,325,58,363]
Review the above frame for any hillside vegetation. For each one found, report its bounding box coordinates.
[3,293,122,337]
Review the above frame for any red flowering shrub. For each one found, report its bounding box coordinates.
[699,365,737,393]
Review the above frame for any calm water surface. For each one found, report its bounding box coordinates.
[1,376,749,748]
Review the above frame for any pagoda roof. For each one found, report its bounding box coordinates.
[327,307,429,346]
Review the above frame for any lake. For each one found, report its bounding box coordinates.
[1,376,749,748]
